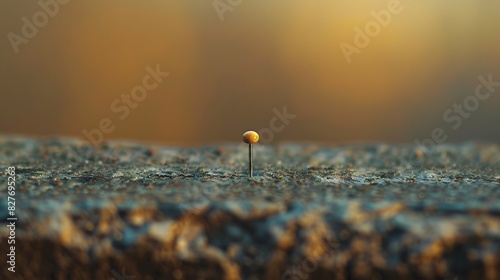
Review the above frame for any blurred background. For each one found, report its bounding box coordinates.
[1,0,499,145]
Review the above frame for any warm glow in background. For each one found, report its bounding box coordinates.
[1,1,499,145]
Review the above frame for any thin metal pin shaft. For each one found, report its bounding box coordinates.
[249,144,253,179]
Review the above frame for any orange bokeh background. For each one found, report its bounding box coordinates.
[1,1,499,145]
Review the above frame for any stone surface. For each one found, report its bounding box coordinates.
[0,137,499,280]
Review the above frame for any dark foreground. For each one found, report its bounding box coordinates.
[0,137,499,280]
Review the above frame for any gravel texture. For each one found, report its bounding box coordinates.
[0,137,500,280]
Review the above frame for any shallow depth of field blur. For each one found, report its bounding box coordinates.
[1,1,499,145]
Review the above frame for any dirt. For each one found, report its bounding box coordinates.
[0,136,499,280]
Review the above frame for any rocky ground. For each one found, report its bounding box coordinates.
[0,136,499,280]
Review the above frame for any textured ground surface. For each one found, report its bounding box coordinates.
[1,137,500,280]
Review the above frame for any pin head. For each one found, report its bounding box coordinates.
[242,131,259,144]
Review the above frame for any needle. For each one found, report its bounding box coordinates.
[242,131,259,179]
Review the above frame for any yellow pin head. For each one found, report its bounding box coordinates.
[242,131,259,144]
